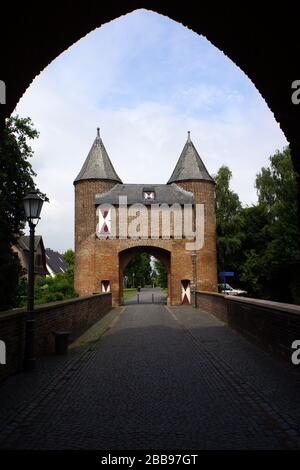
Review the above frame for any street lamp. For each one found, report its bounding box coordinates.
[23,190,44,370]
[191,251,197,308]
[132,272,135,288]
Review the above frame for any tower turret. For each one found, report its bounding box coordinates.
[168,131,213,184]
[74,128,122,295]
[168,132,217,293]
[74,127,122,184]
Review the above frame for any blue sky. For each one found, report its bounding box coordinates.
[16,9,287,251]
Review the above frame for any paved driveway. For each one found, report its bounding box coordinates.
[125,287,167,305]
[0,303,300,449]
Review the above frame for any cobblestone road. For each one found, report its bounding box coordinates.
[125,287,167,305]
[1,301,300,450]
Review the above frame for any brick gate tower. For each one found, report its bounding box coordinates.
[74,129,217,306]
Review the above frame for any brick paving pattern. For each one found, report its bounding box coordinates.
[1,296,300,450]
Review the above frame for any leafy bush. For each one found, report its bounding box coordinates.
[17,271,78,307]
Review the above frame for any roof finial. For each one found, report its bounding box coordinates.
[97,127,100,138]
[187,131,191,142]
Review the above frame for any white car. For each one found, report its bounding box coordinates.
[218,283,247,296]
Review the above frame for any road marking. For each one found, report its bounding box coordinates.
[164,305,179,322]
[107,306,126,330]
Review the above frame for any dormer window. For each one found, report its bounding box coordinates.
[143,189,155,201]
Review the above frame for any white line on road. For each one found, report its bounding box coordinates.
[109,306,126,330]
[164,305,179,323]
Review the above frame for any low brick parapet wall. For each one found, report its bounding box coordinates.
[0,309,25,382]
[33,293,112,357]
[0,293,112,382]
[196,291,300,364]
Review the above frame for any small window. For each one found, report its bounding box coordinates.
[143,189,155,201]
[101,280,111,293]
[181,279,191,304]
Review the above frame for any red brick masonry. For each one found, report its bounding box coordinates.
[196,291,300,366]
[0,293,112,382]
[74,179,218,306]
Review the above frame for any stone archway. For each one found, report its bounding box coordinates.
[1,5,300,201]
[118,245,171,305]
[1,3,300,176]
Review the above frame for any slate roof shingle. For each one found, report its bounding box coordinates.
[45,249,68,275]
[16,235,48,275]
[95,183,194,205]
[74,128,122,183]
[168,132,214,184]
[17,235,43,252]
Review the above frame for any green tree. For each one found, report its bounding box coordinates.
[214,166,244,274]
[152,259,167,288]
[124,253,152,287]
[237,204,271,296]
[18,271,78,307]
[240,147,300,303]
[63,249,75,275]
[34,272,77,305]
[0,115,45,310]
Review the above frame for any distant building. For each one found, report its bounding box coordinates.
[45,249,68,277]
[74,129,217,306]
[12,235,48,276]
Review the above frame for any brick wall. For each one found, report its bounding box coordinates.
[0,309,25,382]
[178,181,218,293]
[0,293,112,382]
[34,293,112,356]
[74,179,117,295]
[74,178,218,305]
[196,291,300,364]
[196,291,228,322]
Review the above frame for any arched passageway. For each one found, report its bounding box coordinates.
[119,246,171,305]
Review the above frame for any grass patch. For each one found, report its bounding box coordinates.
[123,288,137,300]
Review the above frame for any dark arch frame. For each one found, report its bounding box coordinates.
[1,3,299,206]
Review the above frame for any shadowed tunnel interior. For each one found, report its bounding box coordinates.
[119,246,170,304]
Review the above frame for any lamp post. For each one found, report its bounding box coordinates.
[132,272,135,288]
[191,251,197,308]
[23,190,44,371]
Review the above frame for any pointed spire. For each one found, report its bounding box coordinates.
[167,132,213,184]
[74,128,122,184]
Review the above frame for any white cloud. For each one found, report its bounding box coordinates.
[15,10,287,252]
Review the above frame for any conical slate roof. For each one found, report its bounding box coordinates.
[74,128,122,183]
[167,132,213,184]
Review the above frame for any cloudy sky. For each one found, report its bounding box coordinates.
[16,9,287,252]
